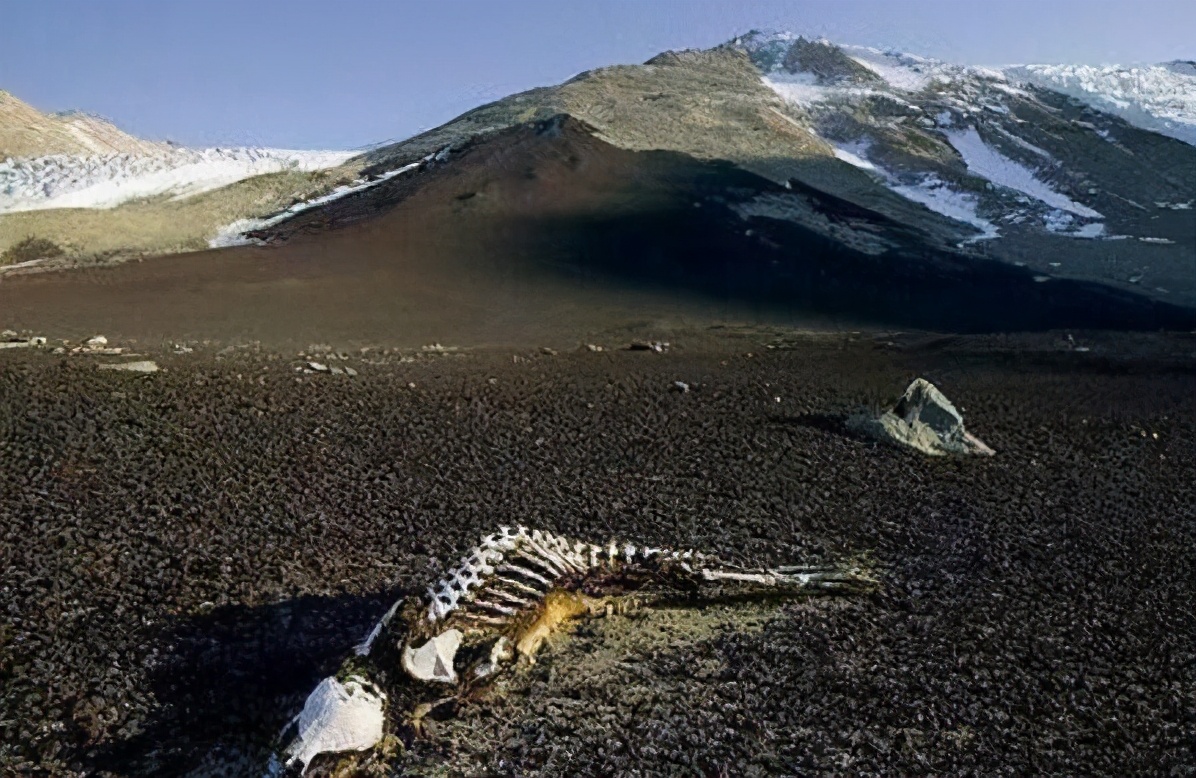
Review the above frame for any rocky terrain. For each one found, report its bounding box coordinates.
[0,330,1193,776]
[1,28,1194,778]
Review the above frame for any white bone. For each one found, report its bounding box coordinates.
[355,598,403,656]
[278,675,385,774]
[471,599,518,616]
[496,563,552,587]
[402,629,463,684]
[492,575,545,596]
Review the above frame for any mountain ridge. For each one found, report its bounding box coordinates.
[2,32,1193,315]
[0,90,165,160]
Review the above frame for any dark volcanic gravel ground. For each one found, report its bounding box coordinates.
[1,332,1194,776]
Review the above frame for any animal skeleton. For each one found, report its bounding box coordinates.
[268,526,873,776]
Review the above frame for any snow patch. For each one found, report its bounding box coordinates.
[847,51,932,92]
[1005,63,1196,146]
[0,148,354,214]
[760,72,893,108]
[991,125,1053,158]
[839,45,965,92]
[208,163,418,247]
[945,127,1102,218]
[1043,210,1106,238]
[831,142,877,170]
[888,174,1000,242]
[988,81,1030,98]
[761,72,832,107]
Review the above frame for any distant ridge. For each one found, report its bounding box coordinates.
[0,91,164,160]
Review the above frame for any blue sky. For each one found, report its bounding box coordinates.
[1,0,1191,150]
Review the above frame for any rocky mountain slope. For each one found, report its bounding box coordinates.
[3,32,1193,322]
[234,33,1193,312]
[736,33,1196,305]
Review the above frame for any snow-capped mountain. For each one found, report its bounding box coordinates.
[284,30,1189,310]
[713,31,1193,305]
[740,31,1192,239]
[3,32,1193,315]
[0,91,353,214]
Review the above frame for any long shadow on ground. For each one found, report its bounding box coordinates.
[89,590,399,777]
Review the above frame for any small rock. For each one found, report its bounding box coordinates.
[630,341,669,353]
[307,362,330,373]
[344,367,358,377]
[0,335,47,349]
[1,329,16,339]
[672,381,690,393]
[329,366,345,375]
[98,360,159,374]
[585,344,604,352]
[86,335,108,347]
[541,347,557,356]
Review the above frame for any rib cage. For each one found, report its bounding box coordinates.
[414,526,866,638]
[424,526,686,625]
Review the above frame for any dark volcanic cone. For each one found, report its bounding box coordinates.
[0,116,1190,347]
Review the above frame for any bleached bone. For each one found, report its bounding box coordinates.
[267,676,385,776]
[414,526,867,641]
[401,629,463,683]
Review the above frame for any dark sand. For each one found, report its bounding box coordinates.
[1,330,1193,776]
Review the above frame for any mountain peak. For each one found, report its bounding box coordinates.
[0,90,164,159]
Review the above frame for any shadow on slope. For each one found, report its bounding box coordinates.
[0,115,1190,346]
[271,115,1195,333]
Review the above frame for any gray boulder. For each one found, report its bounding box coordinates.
[848,378,994,456]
